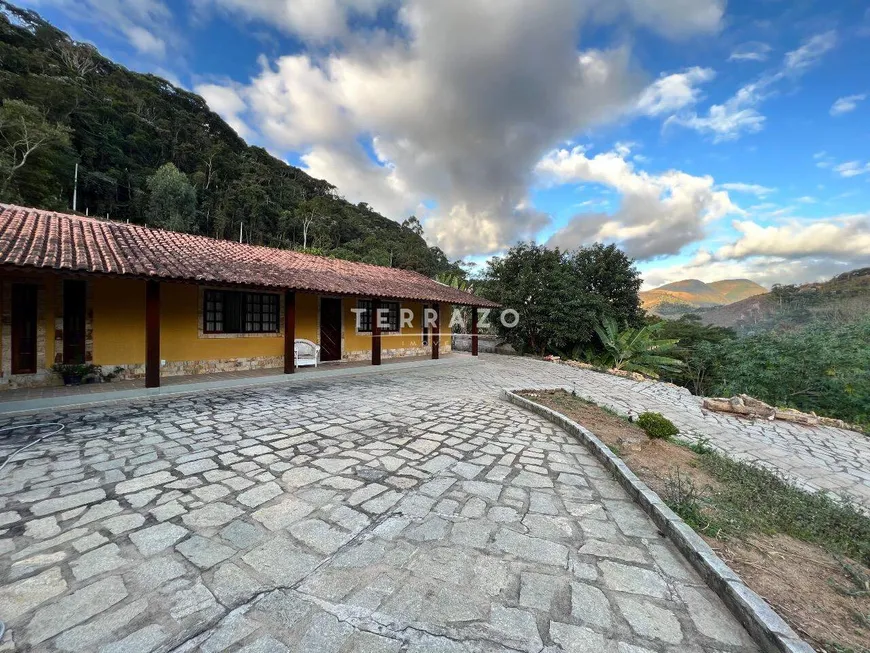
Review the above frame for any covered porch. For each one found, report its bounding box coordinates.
[0,352,474,415]
[0,205,497,395]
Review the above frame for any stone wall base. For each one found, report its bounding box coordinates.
[0,347,452,389]
[342,345,450,362]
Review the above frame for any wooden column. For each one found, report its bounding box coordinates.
[145,280,160,388]
[371,297,382,366]
[432,303,440,360]
[284,290,296,373]
[471,307,479,356]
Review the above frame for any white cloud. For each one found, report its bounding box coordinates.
[593,0,725,37]
[830,94,866,116]
[728,41,772,63]
[667,31,836,141]
[194,83,254,140]
[301,141,424,224]
[833,161,870,178]
[634,67,715,116]
[192,0,395,42]
[784,30,837,72]
[537,145,741,259]
[717,216,870,260]
[641,253,864,290]
[197,0,726,257]
[719,183,776,197]
[641,212,870,289]
[28,0,175,57]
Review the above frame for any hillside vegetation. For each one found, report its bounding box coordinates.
[640,278,766,317]
[700,268,870,334]
[0,2,458,276]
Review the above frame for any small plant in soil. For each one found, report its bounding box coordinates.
[52,363,100,385]
[637,411,679,439]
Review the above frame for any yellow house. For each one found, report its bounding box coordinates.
[0,204,496,389]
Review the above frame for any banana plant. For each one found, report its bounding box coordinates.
[593,316,684,378]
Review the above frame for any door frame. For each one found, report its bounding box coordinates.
[318,296,343,362]
[2,278,46,381]
[11,283,38,374]
[62,279,88,364]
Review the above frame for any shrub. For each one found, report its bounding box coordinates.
[637,412,679,439]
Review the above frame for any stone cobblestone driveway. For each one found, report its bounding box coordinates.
[535,361,870,510]
[0,356,768,652]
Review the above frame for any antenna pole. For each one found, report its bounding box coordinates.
[72,163,78,212]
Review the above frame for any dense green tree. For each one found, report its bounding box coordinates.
[484,243,578,355]
[656,314,735,394]
[146,163,196,231]
[709,318,870,425]
[568,243,644,327]
[483,242,642,355]
[0,99,71,204]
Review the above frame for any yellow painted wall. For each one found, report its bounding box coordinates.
[160,284,284,362]
[92,277,146,365]
[296,293,319,343]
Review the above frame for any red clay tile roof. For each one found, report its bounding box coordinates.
[0,204,498,307]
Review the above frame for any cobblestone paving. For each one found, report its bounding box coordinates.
[0,356,766,652]
[530,360,870,510]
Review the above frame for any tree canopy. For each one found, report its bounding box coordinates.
[482,242,643,355]
[0,2,461,277]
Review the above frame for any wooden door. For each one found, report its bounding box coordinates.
[11,284,38,374]
[63,280,87,364]
[320,298,342,362]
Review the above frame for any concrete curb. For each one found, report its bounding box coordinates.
[502,387,814,653]
[0,356,478,417]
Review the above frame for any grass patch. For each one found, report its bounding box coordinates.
[668,448,870,567]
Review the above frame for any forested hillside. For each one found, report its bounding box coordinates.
[700,268,870,333]
[0,2,457,276]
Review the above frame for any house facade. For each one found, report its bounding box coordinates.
[0,204,496,390]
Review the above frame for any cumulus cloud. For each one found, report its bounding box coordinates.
[537,145,741,259]
[194,83,254,140]
[667,31,836,141]
[728,41,772,62]
[717,216,870,260]
[830,94,866,116]
[642,213,870,289]
[195,0,725,257]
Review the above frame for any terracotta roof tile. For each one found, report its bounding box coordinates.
[0,204,498,308]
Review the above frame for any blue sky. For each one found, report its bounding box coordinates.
[20,0,870,288]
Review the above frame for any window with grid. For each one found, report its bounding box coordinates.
[357,299,399,333]
[204,290,279,334]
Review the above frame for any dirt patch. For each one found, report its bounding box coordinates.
[520,389,870,653]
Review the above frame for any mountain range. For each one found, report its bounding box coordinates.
[640,278,768,317]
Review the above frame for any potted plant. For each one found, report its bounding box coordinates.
[52,363,101,386]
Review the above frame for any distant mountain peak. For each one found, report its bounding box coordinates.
[640,278,767,317]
